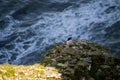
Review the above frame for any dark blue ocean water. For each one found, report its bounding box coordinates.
[0,0,120,64]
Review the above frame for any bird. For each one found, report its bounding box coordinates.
[66,37,74,47]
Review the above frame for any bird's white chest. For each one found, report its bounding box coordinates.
[66,40,73,46]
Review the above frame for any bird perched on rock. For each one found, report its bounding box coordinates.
[66,37,74,48]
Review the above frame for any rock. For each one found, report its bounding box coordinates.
[100,65,110,68]
[80,57,92,63]
[40,39,120,80]
[57,63,68,68]
[116,65,120,69]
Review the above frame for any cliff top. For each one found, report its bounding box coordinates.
[0,39,120,80]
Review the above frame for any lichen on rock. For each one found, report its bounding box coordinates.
[0,64,62,80]
[40,39,120,80]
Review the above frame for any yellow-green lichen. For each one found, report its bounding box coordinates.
[0,63,61,80]
[46,77,62,80]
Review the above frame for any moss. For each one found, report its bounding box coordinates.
[4,69,15,77]
[0,64,15,77]
[40,59,52,65]
[56,65,64,69]
[46,77,62,80]
[56,59,66,63]
[89,64,99,79]
[34,64,45,69]
[35,70,45,74]
[0,70,3,74]
[95,44,103,49]
[45,52,53,56]
[18,72,25,75]
[74,69,86,77]
[0,63,61,79]
[52,69,59,73]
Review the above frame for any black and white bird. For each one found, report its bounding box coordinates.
[66,37,73,47]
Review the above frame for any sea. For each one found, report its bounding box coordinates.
[0,0,120,65]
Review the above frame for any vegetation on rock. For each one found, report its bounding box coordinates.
[40,39,120,80]
[0,64,62,80]
[0,39,120,80]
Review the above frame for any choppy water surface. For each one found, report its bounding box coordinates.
[0,0,120,64]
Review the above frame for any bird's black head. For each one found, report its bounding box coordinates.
[67,37,72,41]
